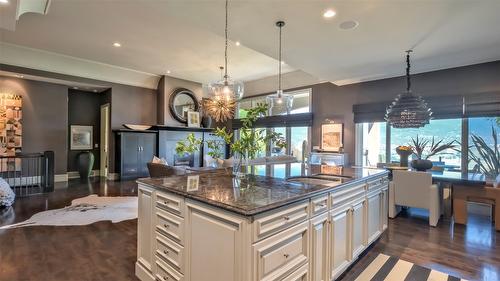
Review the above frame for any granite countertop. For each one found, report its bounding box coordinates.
[137,165,388,217]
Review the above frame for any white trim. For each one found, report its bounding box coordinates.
[54,174,68,182]
[67,170,101,179]
[0,42,160,89]
[108,173,120,181]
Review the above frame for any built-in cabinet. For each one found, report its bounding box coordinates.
[136,175,388,281]
[116,130,157,180]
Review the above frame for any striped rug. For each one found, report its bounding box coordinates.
[352,254,468,281]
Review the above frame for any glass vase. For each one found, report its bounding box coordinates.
[232,152,247,178]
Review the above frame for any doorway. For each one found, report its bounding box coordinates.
[100,103,110,178]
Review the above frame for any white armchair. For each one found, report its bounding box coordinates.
[389,170,443,227]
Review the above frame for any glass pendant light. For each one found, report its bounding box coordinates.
[207,0,244,102]
[266,21,293,115]
[385,50,432,128]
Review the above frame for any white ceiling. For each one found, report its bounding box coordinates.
[1,0,500,88]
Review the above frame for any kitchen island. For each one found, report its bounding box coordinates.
[135,165,389,281]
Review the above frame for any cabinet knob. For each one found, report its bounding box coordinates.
[164,250,169,255]
[164,224,170,228]
[284,253,289,259]
[164,201,168,205]
[283,216,290,221]
[163,276,169,280]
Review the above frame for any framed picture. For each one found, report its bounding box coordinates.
[321,123,343,152]
[70,125,93,150]
[187,111,200,128]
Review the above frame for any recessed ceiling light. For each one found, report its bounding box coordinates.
[93,89,98,93]
[73,87,79,90]
[235,41,241,46]
[323,9,336,18]
[166,70,171,74]
[339,20,359,30]
[15,74,24,78]
[113,42,122,47]
[281,61,285,65]
[0,0,9,5]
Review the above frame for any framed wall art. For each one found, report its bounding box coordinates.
[70,125,93,150]
[321,123,343,152]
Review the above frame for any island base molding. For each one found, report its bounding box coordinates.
[136,174,388,281]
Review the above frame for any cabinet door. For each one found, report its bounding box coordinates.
[381,188,388,230]
[122,133,139,179]
[139,133,157,177]
[310,213,329,281]
[186,202,245,281]
[329,208,350,280]
[137,185,154,275]
[351,201,366,260]
[367,192,382,244]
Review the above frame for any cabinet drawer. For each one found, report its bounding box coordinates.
[156,191,184,217]
[330,183,365,209]
[282,263,308,281]
[155,232,184,273]
[155,258,184,281]
[310,194,329,216]
[156,208,184,244]
[253,221,309,281]
[254,201,309,241]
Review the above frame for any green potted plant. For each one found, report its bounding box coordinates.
[175,133,202,160]
[409,135,457,171]
[469,126,499,180]
[205,139,224,168]
[214,103,285,177]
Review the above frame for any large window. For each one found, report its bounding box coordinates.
[468,117,500,177]
[236,89,311,119]
[360,122,386,167]
[391,119,462,170]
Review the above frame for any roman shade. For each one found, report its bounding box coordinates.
[231,113,313,129]
[352,93,498,123]
[464,91,500,118]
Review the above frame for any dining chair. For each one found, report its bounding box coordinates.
[389,170,443,226]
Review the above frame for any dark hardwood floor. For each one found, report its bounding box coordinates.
[1,179,499,281]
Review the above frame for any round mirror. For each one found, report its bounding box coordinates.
[169,88,199,123]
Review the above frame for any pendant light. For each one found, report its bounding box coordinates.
[266,21,293,115]
[207,0,244,102]
[385,50,432,128]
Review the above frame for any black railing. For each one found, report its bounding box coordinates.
[0,151,54,197]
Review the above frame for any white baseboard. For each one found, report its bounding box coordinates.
[6,176,41,186]
[54,174,68,182]
[67,170,101,179]
[108,173,120,181]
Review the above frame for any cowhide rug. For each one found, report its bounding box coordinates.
[0,195,138,229]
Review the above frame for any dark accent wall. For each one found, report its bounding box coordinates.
[0,77,68,174]
[1,64,158,175]
[157,75,203,127]
[67,89,107,172]
[244,60,500,165]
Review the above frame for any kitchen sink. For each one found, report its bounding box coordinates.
[286,176,343,187]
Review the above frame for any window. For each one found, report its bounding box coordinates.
[236,89,311,118]
[390,119,462,170]
[291,127,309,161]
[359,122,387,167]
[468,117,500,178]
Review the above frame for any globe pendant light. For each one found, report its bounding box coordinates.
[266,21,293,115]
[385,50,432,128]
[207,0,244,103]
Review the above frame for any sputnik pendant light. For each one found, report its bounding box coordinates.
[207,0,244,103]
[385,50,432,128]
[266,21,293,115]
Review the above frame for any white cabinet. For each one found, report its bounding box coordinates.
[328,206,351,280]
[136,186,155,281]
[367,192,383,244]
[185,202,247,281]
[136,174,389,281]
[309,213,329,281]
